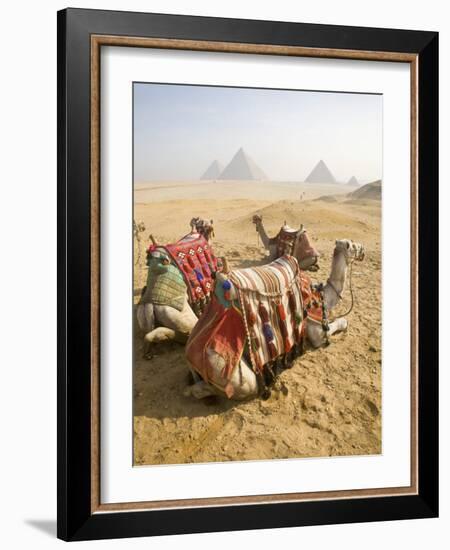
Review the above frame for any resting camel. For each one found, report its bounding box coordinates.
[185,239,365,400]
[136,218,219,350]
[252,214,319,270]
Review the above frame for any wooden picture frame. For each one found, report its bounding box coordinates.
[57,8,438,541]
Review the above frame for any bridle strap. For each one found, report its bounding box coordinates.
[326,278,343,300]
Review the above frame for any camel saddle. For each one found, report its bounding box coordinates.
[147,233,219,314]
[186,256,306,397]
[275,226,319,266]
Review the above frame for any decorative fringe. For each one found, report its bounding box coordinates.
[277,303,287,321]
[262,323,274,342]
[258,302,270,323]
[268,341,278,360]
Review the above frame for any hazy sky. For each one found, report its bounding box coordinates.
[134,83,382,183]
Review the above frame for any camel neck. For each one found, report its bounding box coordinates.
[256,221,272,248]
[324,249,348,309]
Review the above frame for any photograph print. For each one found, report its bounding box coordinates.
[133,83,382,466]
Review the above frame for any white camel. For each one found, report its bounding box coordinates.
[252,214,319,270]
[185,239,365,400]
[136,218,216,350]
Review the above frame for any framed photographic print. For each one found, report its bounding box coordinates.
[57,8,438,541]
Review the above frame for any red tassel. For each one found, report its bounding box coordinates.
[258,302,270,323]
[268,341,278,359]
[277,303,287,321]
[284,338,293,353]
[254,355,263,373]
[224,290,231,301]
[279,320,288,337]
[287,291,300,343]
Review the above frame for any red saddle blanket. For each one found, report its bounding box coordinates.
[148,233,219,311]
[275,227,319,264]
[186,256,310,397]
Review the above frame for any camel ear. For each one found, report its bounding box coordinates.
[346,241,350,249]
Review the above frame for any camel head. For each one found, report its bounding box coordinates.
[252,214,263,225]
[334,239,365,263]
[190,217,215,241]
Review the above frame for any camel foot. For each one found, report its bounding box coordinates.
[183,380,216,399]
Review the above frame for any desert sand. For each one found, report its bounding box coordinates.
[133,180,382,465]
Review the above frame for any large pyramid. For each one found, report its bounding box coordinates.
[218,147,267,180]
[305,160,337,184]
[200,160,223,180]
[347,176,359,187]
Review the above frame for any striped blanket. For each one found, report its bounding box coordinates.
[148,233,219,315]
[186,256,306,397]
[229,256,305,374]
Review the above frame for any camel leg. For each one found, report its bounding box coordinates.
[183,380,217,399]
[186,349,258,401]
[142,300,197,358]
[154,300,198,335]
[144,326,188,344]
[306,318,348,348]
[136,303,155,334]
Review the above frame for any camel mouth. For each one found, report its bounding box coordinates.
[354,244,365,261]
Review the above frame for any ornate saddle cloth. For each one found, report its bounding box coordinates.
[275,226,319,265]
[230,256,305,374]
[149,233,219,314]
[275,226,299,257]
[186,256,305,397]
[141,259,186,312]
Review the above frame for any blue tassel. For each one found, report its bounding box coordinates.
[263,323,274,342]
[194,268,204,282]
[222,279,232,291]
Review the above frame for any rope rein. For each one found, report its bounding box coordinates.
[330,260,355,321]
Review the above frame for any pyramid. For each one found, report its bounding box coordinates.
[305,160,337,184]
[200,160,223,180]
[347,176,359,187]
[218,147,267,180]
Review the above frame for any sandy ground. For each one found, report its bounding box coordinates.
[133,181,381,465]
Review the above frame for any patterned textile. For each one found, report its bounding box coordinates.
[275,226,319,266]
[141,257,186,312]
[275,227,299,257]
[299,272,324,324]
[229,256,305,374]
[148,233,219,314]
[186,256,306,398]
[185,298,247,397]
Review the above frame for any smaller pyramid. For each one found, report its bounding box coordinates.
[200,160,223,180]
[347,176,359,187]
[305,160,337,184]
[218,147,267,181]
